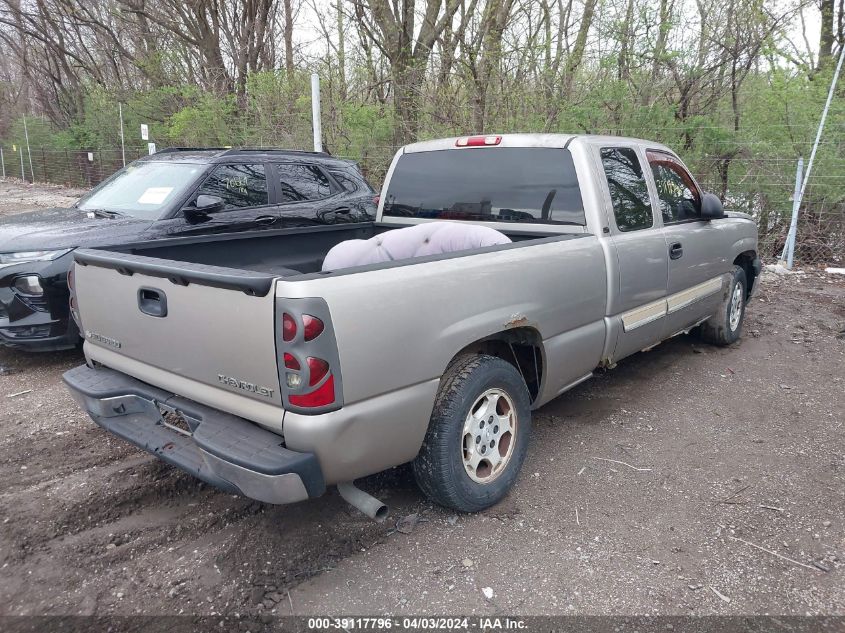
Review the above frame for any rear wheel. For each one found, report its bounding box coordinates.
[413,355,531,512]
[697,265,747,346]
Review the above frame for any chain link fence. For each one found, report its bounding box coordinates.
[0,139,842,266]
[0,146,151,189]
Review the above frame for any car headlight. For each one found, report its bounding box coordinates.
[0,249,72,269]
[13,275,44,296]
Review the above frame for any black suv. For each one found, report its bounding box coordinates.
[0,148,376,351]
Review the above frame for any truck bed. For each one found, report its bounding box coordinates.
[102,222,567,280]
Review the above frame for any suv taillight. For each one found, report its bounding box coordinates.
[276,302,342,413]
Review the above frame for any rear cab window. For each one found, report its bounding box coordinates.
[599,147,653,232]
[382,147,585,226]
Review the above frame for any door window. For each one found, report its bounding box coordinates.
[600,147,653,231]
[196,164,268,209]
[647,151,701,223]
[277,164,333,202]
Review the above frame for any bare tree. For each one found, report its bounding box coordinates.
[353,0,463,143]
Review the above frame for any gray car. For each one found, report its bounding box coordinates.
[63,134,760,519]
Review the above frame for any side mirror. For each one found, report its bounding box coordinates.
[184,195,225,221]
[700,193,724,220]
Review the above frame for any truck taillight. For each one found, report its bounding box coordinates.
[289,376,335,407]
[277,301,342,413]
[306,357,329,386]
[302,315,324,341]
[282,313,297,341]
[283,353,300,370]
[456,135,501,147]
[68,265,82,329]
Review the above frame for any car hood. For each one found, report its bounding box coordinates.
[0,207,154,252]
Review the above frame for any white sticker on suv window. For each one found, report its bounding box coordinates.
[138,187,173,205]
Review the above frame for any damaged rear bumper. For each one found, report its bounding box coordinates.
[62,364,325,504]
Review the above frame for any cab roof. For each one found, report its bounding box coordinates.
[138,147,357,168]
[402,133,674,154]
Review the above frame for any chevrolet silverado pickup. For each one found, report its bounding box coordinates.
[63,134,760,519]
[0,148,374,351]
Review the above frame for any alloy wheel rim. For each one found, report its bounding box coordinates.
[461,388,517,484]
[729,284,743,331]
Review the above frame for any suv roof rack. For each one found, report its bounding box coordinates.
[219,147,330,157]
[156,147,231,154]
[152,147,335,159]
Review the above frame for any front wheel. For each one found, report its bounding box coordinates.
[697,265,747,346]
[413,354,532,512]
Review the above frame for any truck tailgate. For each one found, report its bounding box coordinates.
[72,249,285,431]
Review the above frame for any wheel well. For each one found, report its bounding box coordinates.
[733,251,757,299]
[451,327,544,402]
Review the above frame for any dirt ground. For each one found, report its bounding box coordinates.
[0,181,844,617]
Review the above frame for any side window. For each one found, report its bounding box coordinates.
[196,164,268,209]
[277,164,333,202]
[647,151,701,223]
[329,170,364,193]
[600,147,653,232]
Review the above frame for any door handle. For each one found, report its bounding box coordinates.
[138,287,167,317]
[669,243,684,260]
[253,215,279,226]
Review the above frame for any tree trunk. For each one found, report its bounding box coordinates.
[617,0,635,81]
[284,0,294,76]
[337,0,346,100]
[820,0,835,65]
[561,0,597,98]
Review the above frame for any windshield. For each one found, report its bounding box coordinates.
[383,147,585,225]
[78,161,207,219]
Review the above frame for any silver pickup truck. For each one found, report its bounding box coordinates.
[64,134,760,519]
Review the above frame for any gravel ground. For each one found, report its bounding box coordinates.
[0,181,843,617]
[0,179,87,217]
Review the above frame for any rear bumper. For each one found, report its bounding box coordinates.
[63,364,325,504]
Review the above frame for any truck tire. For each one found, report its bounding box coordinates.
[697,265,747,346]
[413,354,532,512]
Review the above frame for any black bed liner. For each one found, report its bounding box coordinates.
[76,221,590,295]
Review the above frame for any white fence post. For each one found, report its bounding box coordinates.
[0,147,5,179]
[787,43,845,267]
[311,73,323,153]
[783,157,803,270]
[23,116,34,181]
[119,103,126,167]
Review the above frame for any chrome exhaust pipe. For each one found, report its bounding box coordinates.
[337,481,388,522]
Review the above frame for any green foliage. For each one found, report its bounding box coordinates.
[2,62,843,258]
[167,92,237,146]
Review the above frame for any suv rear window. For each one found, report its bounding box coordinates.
[382,148,585,225]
